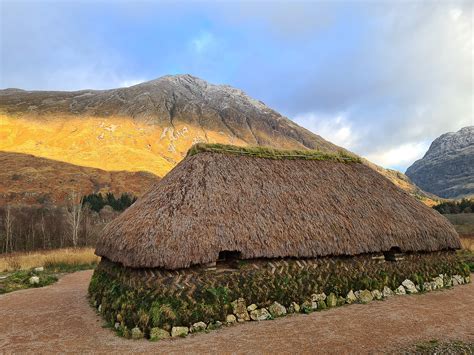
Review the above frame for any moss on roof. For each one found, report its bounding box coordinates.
[186,143,362,163]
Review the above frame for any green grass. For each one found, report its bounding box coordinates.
[0,261,97,294]
[186,143,361,163]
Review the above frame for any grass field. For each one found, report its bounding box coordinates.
[0,247,99,272]
[444,213,474,236]
[0,248,99,294]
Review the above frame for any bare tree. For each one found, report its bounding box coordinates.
[66,191,84,248]
[4,205,14,253]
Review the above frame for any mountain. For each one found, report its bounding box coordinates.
[0,74,435,204]
[406,126,474,199]
[0,152,158,205]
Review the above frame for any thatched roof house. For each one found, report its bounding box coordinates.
[95,144,460,270]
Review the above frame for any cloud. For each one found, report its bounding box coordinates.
[190,31,216,54]
[364,141,430,172]
[293,111,359,150]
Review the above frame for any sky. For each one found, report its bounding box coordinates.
[1,0,473,171]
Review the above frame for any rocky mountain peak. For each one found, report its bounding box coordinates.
[406,126,473,199]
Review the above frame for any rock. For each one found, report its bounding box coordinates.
[395,285,406,295]
[131,327,143,340]
[453,275,464,286]
[207,321,222,330]
[465,276,471,284]
[337,296,346,306]
[226,314,237,324]
[311,293,326,302]
[150,327,170,341]
[190,321,207,333]
[356,290,373,304]
[382,286,394,298]
[231,298,250,321]
[117,313,123,322]
[114,322,120,329]
[288,302,300,313]
[346,290,357,304]
[250,308,271,321]
[433,276,444,289]
[317,300,327,310]
[301,301,314,313]
[34,267,44,272]
[371,290,383,300]
[423,282,432,292]
[98,304,102,312]
[171,326,189,337]
[326,293,337,307]
[268,302,287,317]
[29,276,40,285]
[247,304,257,312]
[444,275,453,287]
[402,279,418,294]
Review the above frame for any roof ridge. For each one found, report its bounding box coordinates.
[186,143,362,163]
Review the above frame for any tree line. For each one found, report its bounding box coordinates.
[433,198,473,214]
[0,192,136,254]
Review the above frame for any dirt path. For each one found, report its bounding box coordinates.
[0,270,473,354]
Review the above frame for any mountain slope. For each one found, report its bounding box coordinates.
[406,126,474,199]
[1,74,435,204]
[0,152,158,205]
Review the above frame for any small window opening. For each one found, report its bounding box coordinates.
[384,246,404,262]
[218,250,242,262]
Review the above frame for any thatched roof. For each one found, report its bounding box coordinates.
[95,144,460,269]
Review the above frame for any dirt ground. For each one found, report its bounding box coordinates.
[0,270,473,354]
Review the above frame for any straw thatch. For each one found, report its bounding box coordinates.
[95,145,460,269]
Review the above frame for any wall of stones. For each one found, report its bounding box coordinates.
[88,251,469,340]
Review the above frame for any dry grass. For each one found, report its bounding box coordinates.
[460,236,474,252]
[0,248,99,272]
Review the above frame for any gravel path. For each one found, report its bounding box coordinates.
[0,270,473,353]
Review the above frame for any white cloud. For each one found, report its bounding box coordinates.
[294,111,359,150]
[119,79,147,88]
[364,141,430,171]
[190,31,215,54]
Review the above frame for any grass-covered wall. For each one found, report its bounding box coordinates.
[89,251,469,339]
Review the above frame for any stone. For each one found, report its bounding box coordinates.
[356,290,373,304]
[371,290,383,300]
[29,276,40,285]
[34,267,44,272]
[117,313,123,322]
[247,304,257,312]
[346,290,357,304]
[131,327,143,340]
[317,300,327,310]
[207,321,222,330]
[190,321,207,333]
[288,302,300,313]
[250,308,271,321]
[395,285,406,295]
[231,298,250,321]
[465,276,471,284]
[114,322,120,330]
[301,301,314,313]
[433,276,444,289]
[171,326,189,337]
[337,296,346,306]
[98,304,102,313]
[150,327,171,341]
[226,314,237,324]
[402,279,418,294]
[326,293,337,307]
[268,302,287,317]
[444,275,453,287]
[423,282,432,292]
[311,293,326,302]
[453,275,464,286]
[382,286,394,298]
